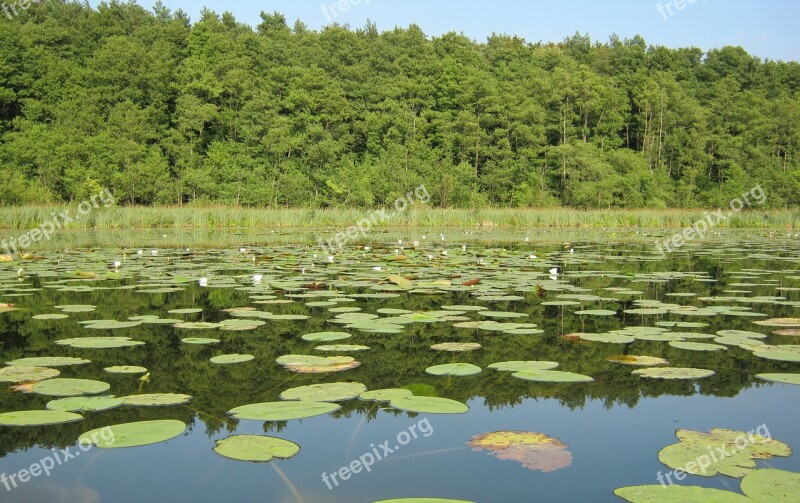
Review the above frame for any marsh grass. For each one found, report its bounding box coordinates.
[0,206,796,230]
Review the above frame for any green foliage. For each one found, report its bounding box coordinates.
[0,2,798,208]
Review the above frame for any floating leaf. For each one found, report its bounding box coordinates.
[122,394,192,406]
[280,382,366,402]
[658,428,791,478]
[56,337,145,349]
[32,314,70,320]
[613,485,751,502]
[301,331,352,342]
[756,374,800,386]
[360,388,413,401]
[0,410,83,427]
[669,341,728,352]
[512,370,593,383]
[213,435,300,462]
[210,354,254,364]
[753,318,800,327]
[104,366,147,374]
[425,363,482,376]
[79,420,186,448]
[488,361,559,372]
[31,378,110,397]
[430,342,481,352]
[741,469,800,501]
[228,401,340,421]
[468,431,572,472]
[607,355,668,366]
[632,367,715,380]
[6,357,90,367]
[276,355,360,373]
[181,337,220,345]
[389,396,469,414]
[0,366,60,383]
[47,396,124,412]
[579,333,634,344]
[315,344,370,352]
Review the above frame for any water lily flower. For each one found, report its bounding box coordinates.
[198,277,208,287]
[252,274,263,283]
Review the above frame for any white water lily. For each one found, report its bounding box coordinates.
[372,266,383,271]
[413,241,420,247]
[363,246,371,251]
[549,268,560,276]
[239,248,247,253]
[151,250,158,256]
[529,254,537,260]
[252,274,263,283]
[327,255,334,263]
[199,277,208,287]
[113,261,121,269]
[441,250,448,256]
[137,249,143,256]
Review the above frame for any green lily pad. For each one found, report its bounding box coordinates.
[0,410,84,427]
[632,367,715,379]
[0,366,60,383]
[301,331,352,342]
[512,370,593,383]
[579,333,634,344]
[425,363,482,376]
[753,349,800,362]
[79,419,186,448]
[213,435,300,462]
[488,361,559,372]
[360,388,414,401]
[6,357,90,367]
[315,344,370,352]
[168,308,203,315]
[430,343,481,352]
[46,396,124,412]
[276,355,360,373]
[104,366,148,374]
[280,382,367,402]
[31,378,111,397]
[613,485,751,502]
[741,469,800,501]
[669,341,728,352]
[658,428,791,478]
[56,337,145,349]
[32,314,70,320]
[173,322,221,330]
[756,374,800,386]
[84,321,142,330]
[389,396,469,414]
[122,394,192,406]
[181,337,220,345]
[607,355,669,366]
[574,309,618,316]
[228,401,340,421]
[210,354,254,364]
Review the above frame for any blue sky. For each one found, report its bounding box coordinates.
[91,0,799,61]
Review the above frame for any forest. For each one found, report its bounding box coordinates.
[0,0,798,209]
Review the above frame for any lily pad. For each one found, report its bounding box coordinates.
[425,363,482,376]
[79,419,186,448]
[607,355,669,366]
[430,343,481,352]
[360,388,414,401]
[280,382,367,402]
[0,410,84,427]
[213,435,300,462]
[210,354,254,364]
[658,428,791,477]
[276,355,360,373]
[315,344,370,352]
[228,401,340,421]
[301,331,352,342]
[669,341,728,352]
[488,361,559,372]
[6,357,90,367]
[56,337,145,349]
[122,394,192,407]
[104,366,148,374]
[389,396,469,414]
[181,337,220,345]
[468,431,572,472]
[756,374,800,386]
[0,366,60,383]
[613,485,751,502]
[512,370,593,383]
[31,378,111,397]
[741,468,800,501]
[46,396,124,412]
[632,367,715,379]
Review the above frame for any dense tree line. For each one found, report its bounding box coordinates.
[0,1,798,208]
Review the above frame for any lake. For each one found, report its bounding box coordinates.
[1,231,799,502]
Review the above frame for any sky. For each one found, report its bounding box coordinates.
[90,0,799,62]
